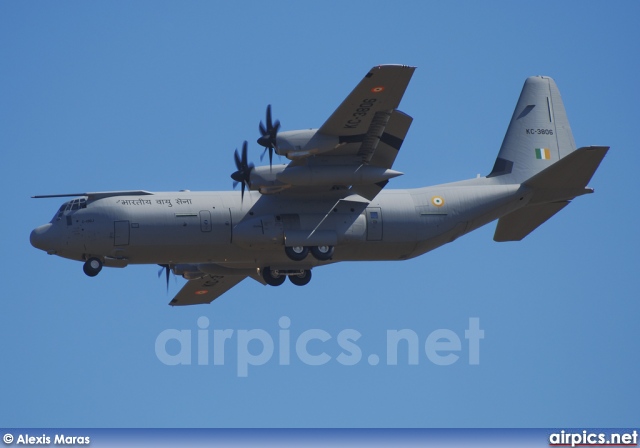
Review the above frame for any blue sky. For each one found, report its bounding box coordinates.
[1,1,638,428]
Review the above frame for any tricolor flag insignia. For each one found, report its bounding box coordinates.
[535,148,551,160]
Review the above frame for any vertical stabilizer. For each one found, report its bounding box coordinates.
[488,76,576,183]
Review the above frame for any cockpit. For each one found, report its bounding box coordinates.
[54,197,87,220]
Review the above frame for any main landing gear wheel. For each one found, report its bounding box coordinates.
[262,266,286,286]
[289,270,312,286]
[83,257,103,277]
[285,245,309,261]
[310,245,334,261]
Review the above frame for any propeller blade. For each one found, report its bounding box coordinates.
[241,140,248,166]
[266,104,273,129]
[257,104,280,169]
[234,147,241,168]
[268,143,274,168]
[157,264,171,292]
[230,141,253,203]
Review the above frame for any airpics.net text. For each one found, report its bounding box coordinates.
[155,317,484,377]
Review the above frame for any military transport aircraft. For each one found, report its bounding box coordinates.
[30,65,608,305]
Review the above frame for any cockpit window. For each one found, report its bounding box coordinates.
[55,198,87,220]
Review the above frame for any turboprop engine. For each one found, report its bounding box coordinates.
[246,164,402,194]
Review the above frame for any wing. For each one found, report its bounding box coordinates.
[32,191,153,200]
[366,109,413,169]
[318,65,415,140]
[169,275,246,306]
[261,65,415,201]
[318,65,415,163]
[350,109,413,200]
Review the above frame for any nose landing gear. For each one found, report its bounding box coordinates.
[83,257,103,277]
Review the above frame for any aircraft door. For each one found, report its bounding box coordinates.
[209,206,232,244]
[200,210,212,232]
[366,207,383,241]
[114,220,130,246]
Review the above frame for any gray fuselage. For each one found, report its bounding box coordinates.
[31,177,528,272]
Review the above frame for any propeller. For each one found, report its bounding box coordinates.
[257,104,280,168]
[157,264,172,292]
[231,141,254,202]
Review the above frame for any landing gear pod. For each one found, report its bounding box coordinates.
[83,257,103,277]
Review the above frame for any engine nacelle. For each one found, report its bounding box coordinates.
[174,264,205,280]
[276,129,339,159]
[277,165,402,187]
[248,165,289,194]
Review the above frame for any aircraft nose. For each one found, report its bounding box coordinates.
[30,223,54,252]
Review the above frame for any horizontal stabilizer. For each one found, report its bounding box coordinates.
[494,146,608,241]
[494,201,569,241]
[524,146,609,203]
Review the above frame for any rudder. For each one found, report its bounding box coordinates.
[488,76,576,183]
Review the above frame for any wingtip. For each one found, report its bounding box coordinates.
[374,64,416,69]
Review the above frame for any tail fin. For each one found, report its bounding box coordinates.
[488,76,576,183]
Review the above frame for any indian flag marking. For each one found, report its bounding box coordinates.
[535,148,551,160]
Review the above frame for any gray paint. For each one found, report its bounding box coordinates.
[30,67,609,305]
